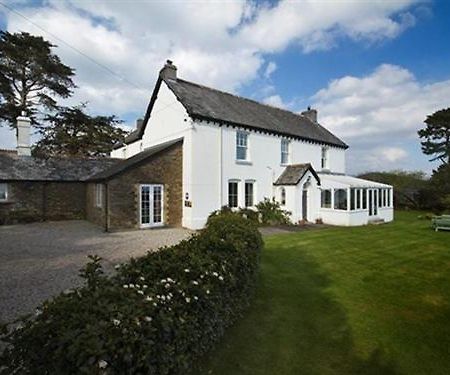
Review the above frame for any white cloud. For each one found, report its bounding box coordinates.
[0,0,425,149]
[262,95,287,109]
[311,64,450,173]
[264,61,277,78]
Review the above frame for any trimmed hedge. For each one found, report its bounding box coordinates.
[0,213,262,374]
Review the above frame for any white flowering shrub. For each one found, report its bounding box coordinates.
[0,213,262,375]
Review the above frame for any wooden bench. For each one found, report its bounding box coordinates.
[432,215,450,232]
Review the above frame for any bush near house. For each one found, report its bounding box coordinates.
[0,213,262,375]
[255,198,292,225]
[210,198,292,226]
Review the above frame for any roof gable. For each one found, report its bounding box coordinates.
[274,163,321,186]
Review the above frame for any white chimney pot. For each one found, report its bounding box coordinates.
[16,115,31,156]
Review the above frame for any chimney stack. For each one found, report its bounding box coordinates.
[16,113,31,156]
[136,118,144,129]
[159,60,177,81]
[301,106,318,123]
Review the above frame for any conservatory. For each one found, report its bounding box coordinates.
[317,173,394,226]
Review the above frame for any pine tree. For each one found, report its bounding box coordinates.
[418,108,450,165]
[32,104,128,158]
[0,31,75,129]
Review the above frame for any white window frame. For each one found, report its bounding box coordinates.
[0,183,8,202]
[281,139,290,165]
[321,146,329,170]
[236,131,249,162]
[244,180,255,208]
[95,184,103,208]
[139,184,164,228]
[228,180,239,208]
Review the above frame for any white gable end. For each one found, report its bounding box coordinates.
[111,81,190,159]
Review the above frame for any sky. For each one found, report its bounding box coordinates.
[0,0,449,175]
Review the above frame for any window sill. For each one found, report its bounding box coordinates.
[236,160,252,165]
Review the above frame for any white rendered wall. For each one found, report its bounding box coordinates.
[185,121,346,228]
[111,82,191,159]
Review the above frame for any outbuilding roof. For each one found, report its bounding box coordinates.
[274,163,320,186]
[89,138,182,181]
[0,152,120,181]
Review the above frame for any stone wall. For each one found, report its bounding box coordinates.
[103,141,183,230]
[0,181,86,225]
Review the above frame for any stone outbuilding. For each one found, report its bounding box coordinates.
[0,133,183,230]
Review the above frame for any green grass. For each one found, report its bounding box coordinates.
[197,211,450,375]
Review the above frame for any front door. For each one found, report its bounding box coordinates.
[302,190,308,221]
[140,184,164,228]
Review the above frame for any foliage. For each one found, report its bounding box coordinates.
[255,198,292,225]
[420,163,450,213]
[358,170,427,209]
[199,211,450,375]
[418,108,450,165]
[0,214,262,375]
[32,104,128,158]
[0,31,75,129]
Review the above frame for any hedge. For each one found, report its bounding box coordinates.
[0,213,262,374]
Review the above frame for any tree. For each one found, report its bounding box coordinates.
[0,31,75,129]
[358,170,427,209]
[418,108,450,165]
[32,104,128,158]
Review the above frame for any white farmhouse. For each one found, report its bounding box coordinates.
[112,61,393,229]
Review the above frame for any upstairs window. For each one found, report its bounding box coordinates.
[245,181,254,207]
[236,131,248,161]
[0,183,8,201]
[228,181,238,208]
[321,146,329,170]
[95,184,103,208]
[321,189,331,208]
[281,139,290,164]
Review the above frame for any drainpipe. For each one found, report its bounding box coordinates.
[104,181,109,233]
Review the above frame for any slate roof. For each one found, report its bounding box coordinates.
[274,163,320,186]
[119,74,348,149]
[0,152,121,181]
[89,138,182,181]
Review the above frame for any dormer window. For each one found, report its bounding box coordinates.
[321,146,329,170]
[281,139,290,165]
[236,131,248,161]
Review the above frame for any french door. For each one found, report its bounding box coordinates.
[140,184,164,228]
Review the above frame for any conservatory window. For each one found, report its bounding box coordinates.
[334,189,347,210]
[321,189,332,208]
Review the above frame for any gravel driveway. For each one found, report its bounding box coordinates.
[0,220,192,323]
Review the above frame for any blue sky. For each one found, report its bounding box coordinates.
[1,0,449,175]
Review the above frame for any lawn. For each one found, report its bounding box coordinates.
[197,211,450,375]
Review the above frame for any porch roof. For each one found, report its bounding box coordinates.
[318,173,392,189]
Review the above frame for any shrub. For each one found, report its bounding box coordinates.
[255,198,292,225]
[0,215,262,375]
